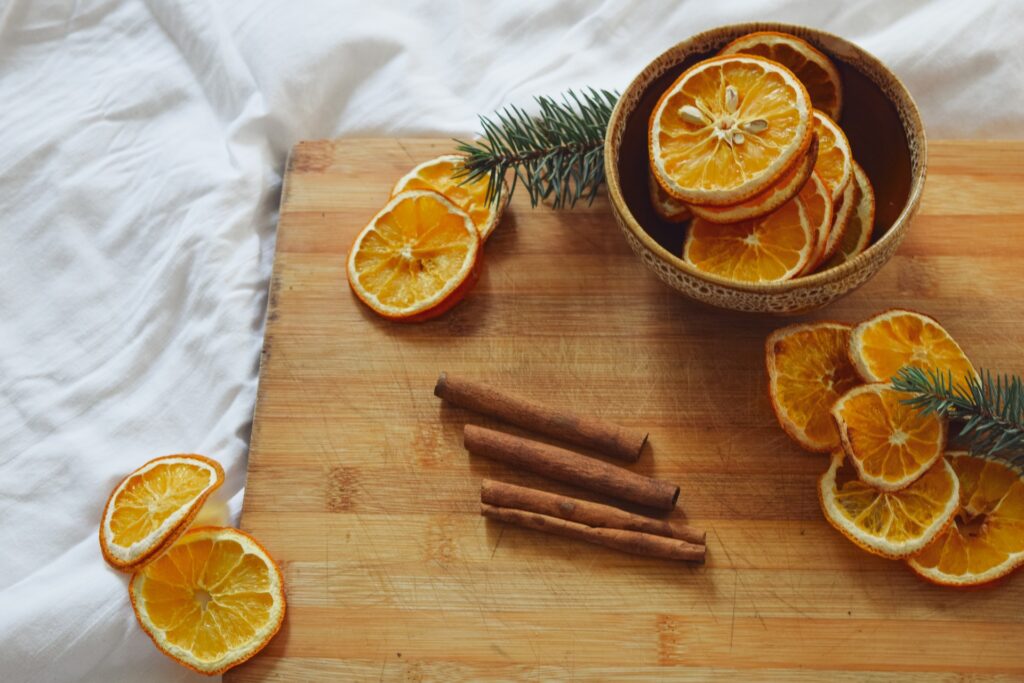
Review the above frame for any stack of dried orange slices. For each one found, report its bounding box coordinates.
[648,31,876,282]
[346,155,507,322]
[766,309,1024,587]
[100,455,286,675]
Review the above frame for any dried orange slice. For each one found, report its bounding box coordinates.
[908,454,1024,586]
[689,135,818,224]
[819,450,959,558]
[812,110,852,202]
[650,54,813,206]
[347,190,481,322]
[392,155,506,241]
[683,192,813,282]
[822,160,876,269]
[129,526,286,675]
[794,171,833,275]
[720,31,843,121]
[849,309,977,385]
[832,383,946,491]
[648,167,691,222]
[100,455,224,572]
[816,173,856,268]
[766,322,861,452]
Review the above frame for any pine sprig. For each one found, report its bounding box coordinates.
[453,88,619,209]
[893,366,1024,465]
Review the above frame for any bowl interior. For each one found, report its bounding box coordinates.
[618,28,916,267]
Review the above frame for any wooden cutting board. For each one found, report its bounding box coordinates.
[229,139,1024,681]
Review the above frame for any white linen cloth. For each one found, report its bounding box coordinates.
[1,1,1021,681]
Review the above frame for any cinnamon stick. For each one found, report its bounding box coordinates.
[464,425,679,511]
[481,480,704,545]
[435,372,648,462]
[481,504,705,563]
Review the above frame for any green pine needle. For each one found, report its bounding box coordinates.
[892,366,1024,466]
[453,88,619,209]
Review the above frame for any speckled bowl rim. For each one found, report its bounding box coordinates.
[604,21,928,295]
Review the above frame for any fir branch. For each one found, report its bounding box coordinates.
[453,88,619,209]
[893,366,1024,466]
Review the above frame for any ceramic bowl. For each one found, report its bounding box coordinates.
[604,22,927,314]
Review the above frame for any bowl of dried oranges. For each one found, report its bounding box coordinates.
[604,23,927,314]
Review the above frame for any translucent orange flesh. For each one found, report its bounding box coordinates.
[686,196,809,282]
[769,325,860,450]
[139,535,276,663]
[855,313,976,385]
[837,388,944,487]
[825,455,957,552]
[724,38,840,118]
[110,464,213,547]
[395,159,494,236]
[911,456,1024,581]
[353,194,474,309]
[657,59,806,194]
[812,113,849,199]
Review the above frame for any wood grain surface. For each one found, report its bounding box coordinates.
[228,138,1024,681]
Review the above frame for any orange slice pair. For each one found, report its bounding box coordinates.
[100,456,287,674]
[349,155,508,322]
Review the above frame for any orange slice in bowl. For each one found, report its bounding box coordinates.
[392,155,506,241]
[812,110,852,201]
[795,171,834,275]
[130,526,286,675]
[648,167,691,222]
[347,190,481,322]
[849,309,977,385]
[908,454,1024,587]
[689,135,818,224]
[832,384,947,491]
[822,160,876,269]
[816,173,856,268]
[100,455,224,572]
[683,192,813,283]
[650,54,813,206]
[720,30,843,120]
[766,322,861,452]
[819,450,959,558]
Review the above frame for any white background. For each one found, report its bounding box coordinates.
[1,1,1022,681]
